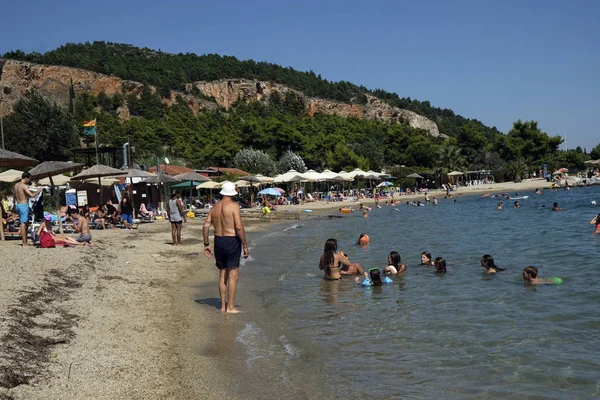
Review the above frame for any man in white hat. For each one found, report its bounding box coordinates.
[202,181,249,313]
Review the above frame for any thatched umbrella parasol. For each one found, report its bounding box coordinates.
[72,164,127,205]
[0,149,38,168]
[28,161,84,233]
[174,171,209,205]
[115,168,157,218]
[141,173,180,211]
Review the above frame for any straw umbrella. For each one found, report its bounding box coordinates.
[116,168,157,217]
[28,161,84,233]
[142,173,180,211]
[174,171,210,205]
[72,164,128,205]
[0,149,38,168]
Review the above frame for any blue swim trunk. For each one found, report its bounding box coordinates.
[214,236,242,269]
[121,213,133,224]
[15,204,30,223]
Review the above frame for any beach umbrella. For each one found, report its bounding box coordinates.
[238,175,262,183]
[258,187,282,197]
[584,160,600,165]
[72,164,128,205]
[197,180,221,189]
[377,181,393,187]
[173,171,210,205]
[406,173,424,179]
[115,168,157,217]
[0,149,38,168]
[140,173,180,211]
[255,174,275,183]
[273,169,304,183]
[302,169,325,182]
[28,161,84,233]
[39,174,71,186]
[447,171,464,176]
[142,173,180,184]
[273,187,285,194]
[0,169,24,183]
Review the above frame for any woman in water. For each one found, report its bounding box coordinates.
[383,251,407,274]
[421,251,434,266]
[480,254,505,274]
[433,257,447,273]
[590,214,600,233]
[319,238,367,280]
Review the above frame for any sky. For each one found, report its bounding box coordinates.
[2,0,599,151]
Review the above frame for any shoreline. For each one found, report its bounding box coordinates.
[0,178,576,399]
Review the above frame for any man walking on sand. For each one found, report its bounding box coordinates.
[203,181,249,313]
[13,172,44,247]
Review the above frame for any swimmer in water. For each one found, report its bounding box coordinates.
[383,251,407,274]
[590,214,600,233]
[480,254,505,274]
[368,268,384,285]
[356,233,370,246]
[552,202,562,211]
[535,188,542,194]
[421,251,434,266]
[433,196,438,206]
[497,202,503,210]
[514,201,520,208]
[522,266,562,285]
[319,238,368,281]
[434,257,447,273]
[362,210,368,218]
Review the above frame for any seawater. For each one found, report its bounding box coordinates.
[231,186,600,399]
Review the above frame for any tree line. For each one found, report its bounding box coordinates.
[3,89,597,184]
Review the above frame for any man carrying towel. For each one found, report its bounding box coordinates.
[203,181,249,313]
[13,172,44,247]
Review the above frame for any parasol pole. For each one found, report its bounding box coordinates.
[49,175,64,234]
[98,176,103,205]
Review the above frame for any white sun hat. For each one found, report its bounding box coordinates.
[219,181,237,196]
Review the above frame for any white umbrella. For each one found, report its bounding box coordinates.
[273,169,302,183]
[302,169,325,182]
[39,174,71,186]
[320,169,339,179]
[0,169,24,183]
[197,181,221,189]
[345,168,368,179]
[447,171,464,176]
[255,174,275,183]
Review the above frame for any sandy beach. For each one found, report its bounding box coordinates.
[0,177,558,399]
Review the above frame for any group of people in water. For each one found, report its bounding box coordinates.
[319,236,563,286]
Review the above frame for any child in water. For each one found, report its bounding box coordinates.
[383,251,407,274]
[497,202,503,210]
[434,257,447,273]
[356,233,370,246]
[480,254,505,274]
[552,202,562,211]
[522,266,562,285]
[362,268,393,286]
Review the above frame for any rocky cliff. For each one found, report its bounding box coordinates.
[0,59,440,136]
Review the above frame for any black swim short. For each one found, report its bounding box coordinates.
[214,236,242,269]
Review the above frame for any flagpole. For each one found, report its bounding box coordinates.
[95,119,100,165]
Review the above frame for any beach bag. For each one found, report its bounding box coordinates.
[39,231,56,248]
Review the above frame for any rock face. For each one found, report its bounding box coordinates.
[191,80,440,136]
[0,59,439,136]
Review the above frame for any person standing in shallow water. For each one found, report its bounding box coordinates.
[167,190,186,246]
[203,182,249,313]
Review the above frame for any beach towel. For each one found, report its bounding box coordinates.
[39,231,56,248]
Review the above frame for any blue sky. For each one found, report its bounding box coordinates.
[2,0,599,150]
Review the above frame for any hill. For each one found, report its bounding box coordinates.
[0,42,573,179]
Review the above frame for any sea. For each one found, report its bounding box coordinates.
[201,186,600,399]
